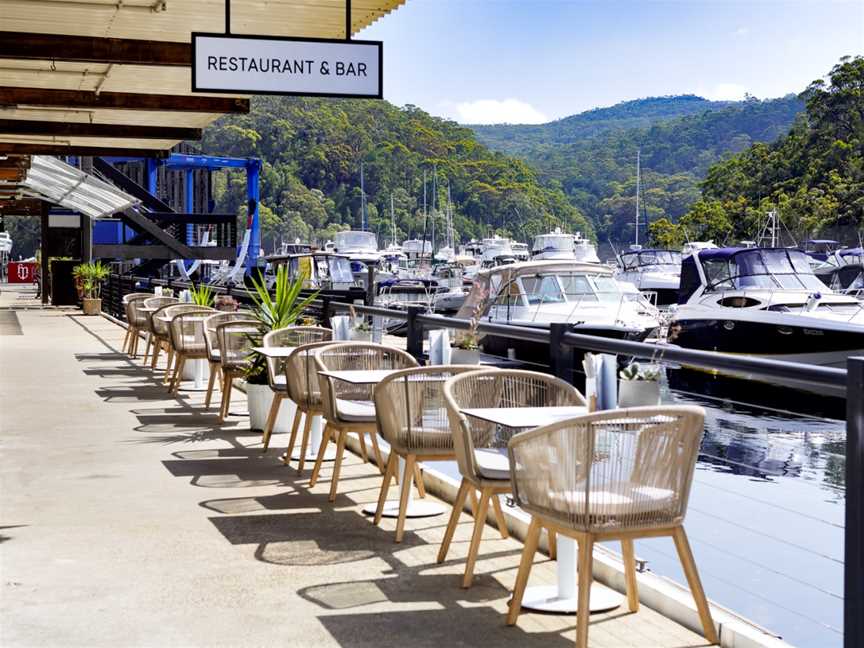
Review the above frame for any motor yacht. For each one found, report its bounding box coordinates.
[815,247,864,297]
[456,260,661,359]
[480,235,514,267]
[669,247,864,368]
[532,228,600,263]
[511,241,530,262]
[616,248,682,306]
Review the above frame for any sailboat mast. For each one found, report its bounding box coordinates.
[360,161,367,232]
[390,194,396,247]
[420,170,429,260]
[635,149,641,247]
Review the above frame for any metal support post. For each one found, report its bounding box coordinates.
[549,323,576,384]
[845,356,864,648]
[406,305,424,363]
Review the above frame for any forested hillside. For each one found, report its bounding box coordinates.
[649,56,864,248]
[473,95,804,243]
[199,97,592,252]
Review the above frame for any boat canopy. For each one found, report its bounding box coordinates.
[692,247,827,294]
[456,260,617,318]
[620,249,682,271]
[532,233,575,254]
[334,230,377,251]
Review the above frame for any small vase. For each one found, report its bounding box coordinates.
[450,347,481,365]
[618,380,662,408]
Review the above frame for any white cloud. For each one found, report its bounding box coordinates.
[444,99,549,125]
[732,27,749,38]
[706,83,748,101]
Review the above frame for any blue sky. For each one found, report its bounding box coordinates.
[359,0,864,124]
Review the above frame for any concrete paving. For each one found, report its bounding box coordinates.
[0,294,709,647]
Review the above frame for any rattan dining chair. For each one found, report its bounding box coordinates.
[309,343,418,502]
[140,296,179,364]
[260,326,332,452]
[155,305,213,385]
[442,368,585,588]
[167,308,215,394]
[216,320,261,422]
[373,365,486,542]
[203,312,256,409]
[122,293,152,357]
[506,406,717,648]
[281,340,338,472]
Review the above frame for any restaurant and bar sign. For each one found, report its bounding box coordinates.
[192,34,382,98]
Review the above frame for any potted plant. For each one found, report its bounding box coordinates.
[77,261,110,315]
[72,263,86,301]
[451,288,488,364]
[215,294,239,312]
[244,265,318,430]
[189,283,215,307]
[348,304,372,341]
[618,362,662,407]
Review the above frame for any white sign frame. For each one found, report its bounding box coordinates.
[191,33,382,99]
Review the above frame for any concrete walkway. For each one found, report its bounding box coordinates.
[0,297,708,647]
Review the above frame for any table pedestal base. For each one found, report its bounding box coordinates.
[361,500,446,518]
[520,582,623,614]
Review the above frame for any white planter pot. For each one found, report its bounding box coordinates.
[450,347,481,365]
[618,380,662,408]
[246,383,296,432]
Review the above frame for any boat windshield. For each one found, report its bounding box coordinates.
[533,235,574,253]
[498,272,622,306]
[335,231,377,251]
[703,249,827,291]
[621,250,681,271]
[327,256,355,283]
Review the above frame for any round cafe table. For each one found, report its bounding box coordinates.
[462,406,624,615]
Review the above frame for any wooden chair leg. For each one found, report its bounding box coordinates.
[328,429,348,502]
[282,408,303,466]
[261,393,282,452]
[297,413,314,473]
[163,349,174,384]
[129,328,138,357]
[204,362,217,408]
[151,343,160,369]
[369,433,384,473]
[218,374,232,422]
[141,333,152,364]
[548,528,557,560]
[395,454,416,543]
[462,487,492,588]
[357,431,369,462]
[170,356,185,394]
[309,424,332,486]
[122,327,131,353]
[507,516,542,625]
[575,534,595,648]
[438,479,470,564]
[468,489,479,513]
[374,453,398,526]
[621,538,639,612]
[413,462,426,498]
[672,526,718,644]
[491,493,509,539]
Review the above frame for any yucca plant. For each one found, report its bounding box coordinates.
[244,265,319,384]
[189,282,215,307]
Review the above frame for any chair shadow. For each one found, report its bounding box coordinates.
[209,510,426,568]
[316,605,575,648]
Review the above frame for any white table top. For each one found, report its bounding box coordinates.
[461,406,588,429]
[252,346,297,357]
[318,369,401,385]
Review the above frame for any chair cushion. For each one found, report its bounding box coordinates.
[549,483,675,516]
[336,399,375,422]
[475,449,511,481]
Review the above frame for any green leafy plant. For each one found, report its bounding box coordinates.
[244,265,319,384]
[73,261,110,300]
[619,362,661,382]
[189,283,215,307]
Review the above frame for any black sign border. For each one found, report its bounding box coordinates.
[191,32,383,99]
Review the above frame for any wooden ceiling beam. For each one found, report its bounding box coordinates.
[0,119,200,140]
[0,143,170,158]
[0,87,249,114]
[0,31,190,66]
[0,198,42,216]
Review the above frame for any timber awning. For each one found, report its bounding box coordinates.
[19,156,138,219]
[0,0,407,156]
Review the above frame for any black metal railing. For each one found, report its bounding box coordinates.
[109,274,862,648]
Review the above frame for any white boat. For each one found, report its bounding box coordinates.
[511,241,530,262]
[669,247,864,369]
[532,228,600,263]
[480,235,515,267]
[616,248,682,306]
[456,260,662,359]
[332,230,381,264]
[682,240,717,256]
[0,232,12,254]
